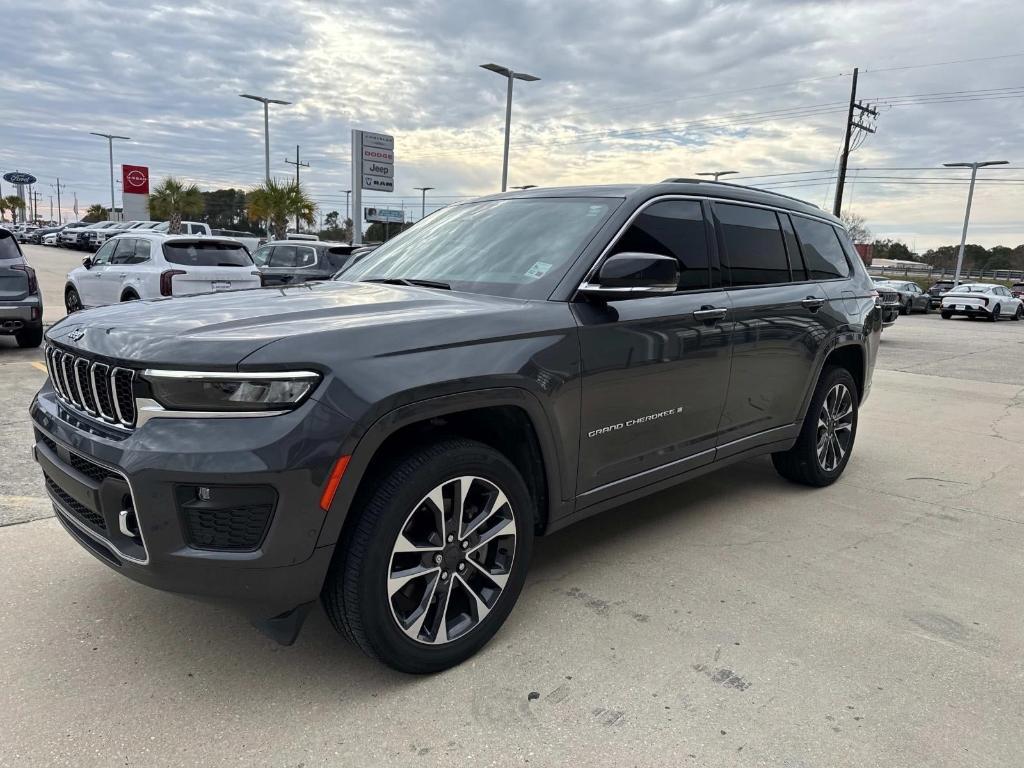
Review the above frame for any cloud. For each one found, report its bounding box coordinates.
[2,0,1022,248]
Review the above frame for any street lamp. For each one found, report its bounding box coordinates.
[89,132,130,219]
[413,186,435,219]
[239,94,292,183]
[480,63,540,192]
[943,160,1009,285]
[697,170,738,182]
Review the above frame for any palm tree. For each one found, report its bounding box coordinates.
[83,203,107,223]
[149,177,204,234]
[247,178,316,240]
[2,195,26,224]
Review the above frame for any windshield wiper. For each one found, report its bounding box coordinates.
[363,277,451,290]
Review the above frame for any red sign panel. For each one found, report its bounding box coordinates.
[121,164,150,195]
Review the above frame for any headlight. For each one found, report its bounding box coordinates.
[142,370,320,412]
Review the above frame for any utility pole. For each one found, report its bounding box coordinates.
[284,144,310,231]
[49,195,53,223]
[343,189,351,228]
[32,190,42,223]
[413,186,434,219]
[833,67,877,217]
[51,178,67,224]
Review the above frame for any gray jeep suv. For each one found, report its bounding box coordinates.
[31,180,879,672]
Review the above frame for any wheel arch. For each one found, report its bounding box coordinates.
[316,387,570,551]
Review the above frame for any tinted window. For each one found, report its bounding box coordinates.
[779,214,807,280]
[111,239,136,264]
[609,200,709,290]
[716,203,790,286]
[136,239,151,261]
[269,245,298,267]
[162,242,252,267]
[325,248,353,270]
[793,217,850,280]
[0,230,21,260]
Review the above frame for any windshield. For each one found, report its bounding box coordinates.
[341,197,618,299]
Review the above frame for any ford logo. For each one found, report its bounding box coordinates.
[3,171,37,185]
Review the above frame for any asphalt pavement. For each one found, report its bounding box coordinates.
[2,264,1023,767]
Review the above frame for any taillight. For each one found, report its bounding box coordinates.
[160,269,187,296]
[12,265,38,295]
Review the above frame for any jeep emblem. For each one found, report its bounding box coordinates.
[67,329,85,342]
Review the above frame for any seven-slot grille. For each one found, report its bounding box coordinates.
[44,346,137,428]
[878,289,899,305]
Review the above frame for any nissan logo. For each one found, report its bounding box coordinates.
[126,170,147,188]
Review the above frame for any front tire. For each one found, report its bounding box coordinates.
[989,304,1000,322]
[65,286,82,314]
[772,366,858,487]
[900,299,911,316]
[322,438,534,673]
[1013,305,1022,321]
[941,311,952,319]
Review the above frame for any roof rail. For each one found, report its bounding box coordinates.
[660,177,822,210]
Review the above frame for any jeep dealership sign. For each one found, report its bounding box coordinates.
[351,129,395,243]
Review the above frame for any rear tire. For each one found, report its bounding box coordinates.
[321,438,534,674]
[772,366,859,487]
[16,326,43,348]
[900,299,911,316]
[941,311,952,319]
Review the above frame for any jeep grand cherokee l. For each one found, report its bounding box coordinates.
[31,181,879,673]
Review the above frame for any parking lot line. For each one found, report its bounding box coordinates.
[29,361,46,373]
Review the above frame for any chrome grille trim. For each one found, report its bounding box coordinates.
[43,345,136,429]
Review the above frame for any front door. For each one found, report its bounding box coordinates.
[574,199,733,497]
[77,239,117,307]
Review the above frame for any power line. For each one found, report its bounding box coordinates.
[862,51,1024,74]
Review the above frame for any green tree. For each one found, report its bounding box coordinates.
[870,238,915,261]
[246,178,316,241]
[83,203,107,223]
[1,195,25,223]
[365,220,414,243]
[202,188,249,230]
[149,177,204,234]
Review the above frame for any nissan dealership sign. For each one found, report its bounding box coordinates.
[122,164,150,195]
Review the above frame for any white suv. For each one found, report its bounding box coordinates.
[63,232,262,313]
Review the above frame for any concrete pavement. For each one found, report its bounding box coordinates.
[1,310,1023,767]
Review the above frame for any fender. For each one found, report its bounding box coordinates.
[315,386,572,548]
[794,324,870,426]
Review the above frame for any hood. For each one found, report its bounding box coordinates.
[46,280,529,367]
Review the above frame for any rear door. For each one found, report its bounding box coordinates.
[100,238,139,303]
[713,203,831,454]
[574,198,733,497]
[160,240,260,296]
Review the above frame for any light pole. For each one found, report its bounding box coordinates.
[343,189,351,226]
[697,170,738,182]
[943,160,1009,285]
[413,186,434,219]
[89,132,130,219]
[239,94,291,183]
[480,63,540,192]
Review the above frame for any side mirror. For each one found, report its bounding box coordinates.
[578,252,678,300]
[81,257,93,270]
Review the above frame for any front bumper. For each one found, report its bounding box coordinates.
[30,387,352,624]
[0,298,43,333]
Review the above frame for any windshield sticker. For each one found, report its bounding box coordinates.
[525,261,553,279]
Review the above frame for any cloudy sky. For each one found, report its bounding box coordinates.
[3,0,1022,249]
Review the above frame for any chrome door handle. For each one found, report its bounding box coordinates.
[693,307,727,322]
[801,297,825,311]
